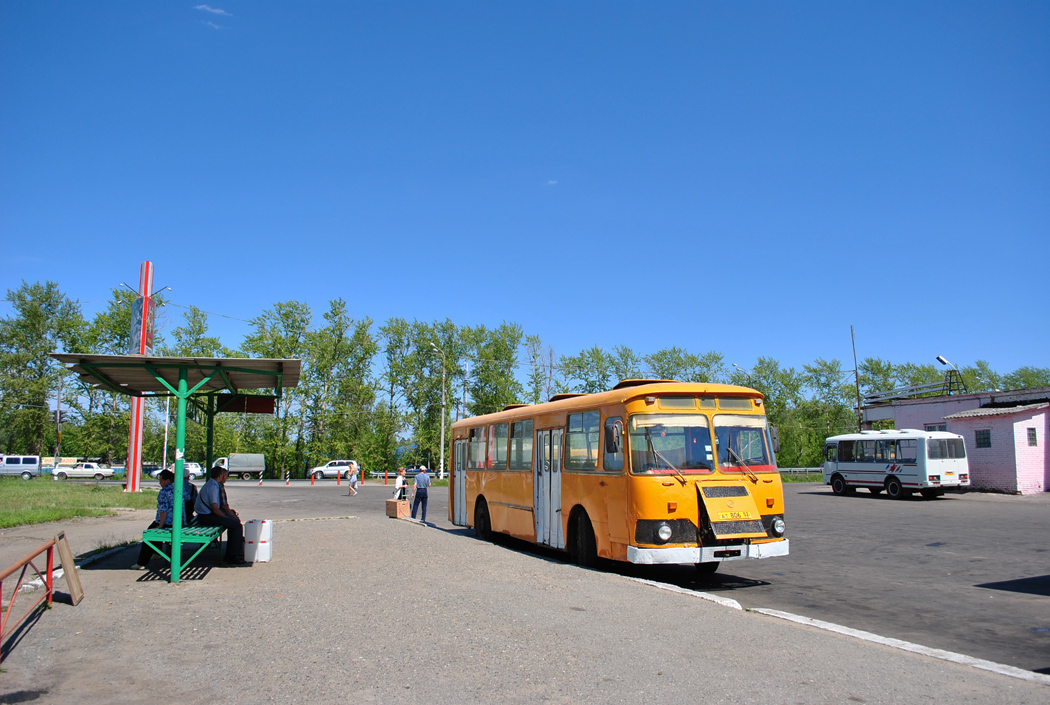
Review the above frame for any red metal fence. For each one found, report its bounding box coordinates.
[0,539,55,663]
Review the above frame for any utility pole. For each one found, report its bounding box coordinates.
[851,325,862,432]
[53,374,62,470]
[430,343,447,480]
[462,359,469,420]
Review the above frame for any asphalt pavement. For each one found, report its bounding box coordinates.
[0,479,1047,704]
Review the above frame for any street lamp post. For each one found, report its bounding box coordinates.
[732,363,753,387]
[430,343,447,480]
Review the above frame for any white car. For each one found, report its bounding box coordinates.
[162,462,204,480]
[56,462,115,480]
[307,460,358,480]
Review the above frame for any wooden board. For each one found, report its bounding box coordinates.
[54,532,84,606]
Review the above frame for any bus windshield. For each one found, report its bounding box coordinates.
[628,414,714,474]
[713,415,774,471]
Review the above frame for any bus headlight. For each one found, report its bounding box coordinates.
[656,523,673,543]
[770,517,786,537]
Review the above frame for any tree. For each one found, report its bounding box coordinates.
[461,322,523,416]
[858,357,896,397]
[242,301,311,478]
[0,281,82,455]
[559,346,614,393]
[960,360,1001,393]
[1001,366,1050,391]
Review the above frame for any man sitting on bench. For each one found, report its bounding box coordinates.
[133,470,183,570]
[195,465,246,565]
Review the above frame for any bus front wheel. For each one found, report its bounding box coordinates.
[886,477,905,500]
[831,475,850,496]
[474,499,491,541]
[569,510,597,568]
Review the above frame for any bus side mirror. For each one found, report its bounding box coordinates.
[604,422,621,454]
[769,425,781,454]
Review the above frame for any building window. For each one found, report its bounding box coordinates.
[1028,428,1038,447]
[925,424,946,432]
[975,429,991,449]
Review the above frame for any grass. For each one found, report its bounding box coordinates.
[781,472,825,483]
[0,477,158,529]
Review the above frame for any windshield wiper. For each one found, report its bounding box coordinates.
[726,444,759,484]
[645,429,688,486]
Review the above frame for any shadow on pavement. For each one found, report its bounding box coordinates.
[976,575,1050,597]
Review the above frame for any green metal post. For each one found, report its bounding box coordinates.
[172,368,188,583]
[206,395,215,471]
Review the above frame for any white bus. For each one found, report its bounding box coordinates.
[823,429,969,500]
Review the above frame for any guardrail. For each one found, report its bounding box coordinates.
[0,539,55,663]
[778,467,822,475]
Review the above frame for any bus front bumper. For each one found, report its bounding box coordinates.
[627,540,789,565]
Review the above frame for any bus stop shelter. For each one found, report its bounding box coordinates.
[51,353,301,582]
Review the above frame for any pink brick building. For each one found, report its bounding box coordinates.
[862,387,1050,495]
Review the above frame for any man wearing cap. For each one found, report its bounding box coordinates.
[195,465,246,565]
[411,465,431,523]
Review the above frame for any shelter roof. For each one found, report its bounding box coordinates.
[51,353,300,397]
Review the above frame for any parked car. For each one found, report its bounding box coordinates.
[56,462,115,480]
[164,461,204,480]
[306,460,360,480]
[1,455,42,480]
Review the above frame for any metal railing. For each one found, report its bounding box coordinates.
[778,467,822,475]
[0,538,55,663]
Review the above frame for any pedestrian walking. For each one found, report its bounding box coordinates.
[411,464,431,523]
[346,461,359,496]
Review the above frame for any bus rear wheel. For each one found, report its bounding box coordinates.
[474,500,491,541]
[831,475,850,496]
[885,477,905,499]
[569,511,597,568]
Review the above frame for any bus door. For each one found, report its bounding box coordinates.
[453,439,468,525]
[534,429,565,549]
[824,443,837,478]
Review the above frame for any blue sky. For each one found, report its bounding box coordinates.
[2,2,1047,374]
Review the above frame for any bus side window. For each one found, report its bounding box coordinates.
[566,411,600,471]
[837,441,855,462]
[858,440,876,462]
[897,439,917,463]
[825,444,837,462]
[603,417,624,472]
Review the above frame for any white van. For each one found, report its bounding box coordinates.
[823,430,969,500]
[1,455,42,480]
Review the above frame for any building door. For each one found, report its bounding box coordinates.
[454,440,468,526]
[534,429,564,549]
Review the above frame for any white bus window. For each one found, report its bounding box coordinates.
[857,440,876,462]
[876,440,896,461]
[896,439,917,462]
[837,442,855,462]
[928,438,966,459]
[825,445,837,462]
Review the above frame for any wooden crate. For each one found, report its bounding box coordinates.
[385,499,410,518]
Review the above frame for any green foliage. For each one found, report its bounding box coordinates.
[6,278,1048,482]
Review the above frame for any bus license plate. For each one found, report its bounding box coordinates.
[718,511,753,521]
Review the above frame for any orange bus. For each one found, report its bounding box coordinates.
[448,380,788,572]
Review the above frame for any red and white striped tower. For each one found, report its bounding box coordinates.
[124,261,155,493]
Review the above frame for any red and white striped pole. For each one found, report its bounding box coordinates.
[124,261,154,493]
[285,470,289,486]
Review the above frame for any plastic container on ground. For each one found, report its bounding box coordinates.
[244,519,272,563]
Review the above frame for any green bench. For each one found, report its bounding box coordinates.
[141,524,227,571]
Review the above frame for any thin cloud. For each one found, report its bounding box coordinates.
[546,180,558,186]
[194,4,231,16]
[202,20,222,30]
